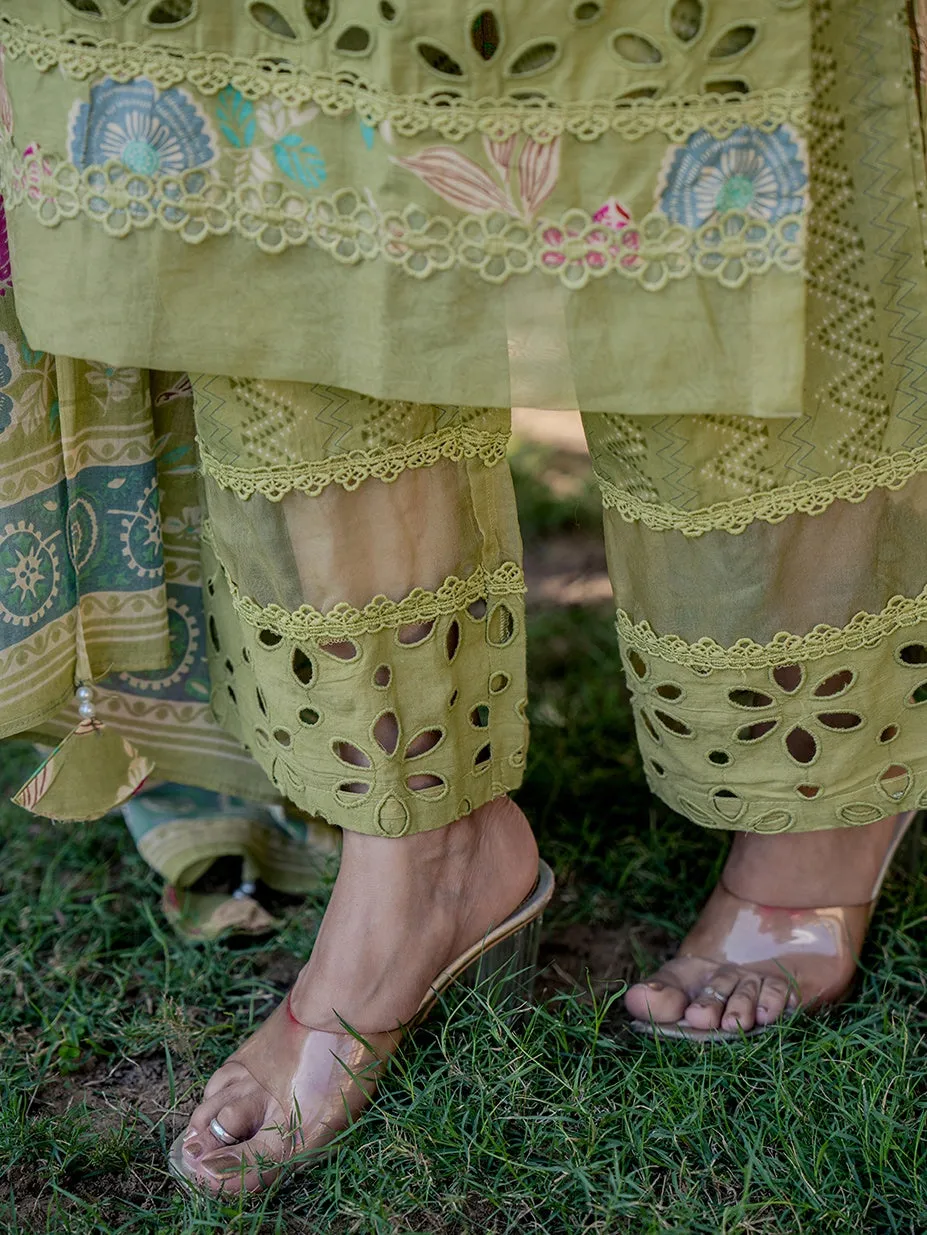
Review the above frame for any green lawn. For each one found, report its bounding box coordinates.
[1,448,925,1234]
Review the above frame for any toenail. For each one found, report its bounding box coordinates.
[203,1152,243,1177]
[723,1015,740,1030]
[184,1140,203,1161]
[646,981,665,991]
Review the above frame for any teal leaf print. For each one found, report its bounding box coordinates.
[216,87,256,149]
[360,121,376,150]
[158,444,193,468]
[273,135,327,188]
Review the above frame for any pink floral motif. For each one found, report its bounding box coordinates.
[395,145,515,214]
[594,198,633,231]
[540,223,614,275]
[395,136,561,222]
[519,139,561,218]
[595,197,641,268]
[540,197,640,281]
[17,144,55,203]
[0,203,11,297]
[483,135,516,179]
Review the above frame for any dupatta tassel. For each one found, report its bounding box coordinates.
[12,685,155,822]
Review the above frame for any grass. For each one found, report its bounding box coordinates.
[0,446,925,1233]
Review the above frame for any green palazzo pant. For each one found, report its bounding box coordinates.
[3,0,927,842]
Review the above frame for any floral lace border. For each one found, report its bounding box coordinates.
[616,585,927,673]
[3,146,805,290]
[596,442,927,537]
[199,426,510,501]
[0,17,812,147]
[202,521,526,642]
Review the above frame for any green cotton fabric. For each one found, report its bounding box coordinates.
[1,0,927,840]
[193,375,529,838]
[0,0,811,413]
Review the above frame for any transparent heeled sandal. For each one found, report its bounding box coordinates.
[169,860,554,1193]
[630,811,922,1043]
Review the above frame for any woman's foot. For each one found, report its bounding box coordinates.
[177,797,538,1192]
[625,814,909,1036]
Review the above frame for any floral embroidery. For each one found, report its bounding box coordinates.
[594,198,633,232]
[68,78,216,179]
[14,142,52,204]
[395,135,561,222]
[657,124,808,228]
[216,87,326,189]
[540,197,639,282]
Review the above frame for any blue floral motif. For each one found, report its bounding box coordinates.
[216,87,256,150]
[0,342,13,435]
[216,87,327,189]
[68,78,216,176]
[658,125,808,228]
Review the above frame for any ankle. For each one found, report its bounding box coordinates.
[723,813,903,908]
[291,796,537,1031]
[340,796,536,889]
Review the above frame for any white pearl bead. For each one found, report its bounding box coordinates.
[78,701,96,719]
[76,685,94,703]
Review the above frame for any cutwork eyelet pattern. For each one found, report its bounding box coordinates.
[203,536,528,837]
[621,618,927,833]
[0,11,811,144]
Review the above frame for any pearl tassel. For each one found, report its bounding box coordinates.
[76,684,97,720]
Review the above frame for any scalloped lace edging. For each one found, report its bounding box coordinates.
[1,143,806,289]
[202,522,525,641]
[596,443,927,537]
[199,426,510,500]
[616,585,927,672]
[0,17,812,146]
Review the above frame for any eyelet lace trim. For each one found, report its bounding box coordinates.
[0,17,811,145]
[202,521,526,641]
[596,443,927,537]
[2,146,805,289]
[199,426,510,501]
[616,585,927,673]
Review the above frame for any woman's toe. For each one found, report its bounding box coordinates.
[182,1083,266,1167]
[625,973,689,1024]
[203,1060,250,1101]
[720,975,762,1034]
[199,1126,288,1195]
[683,966,740,1030]
[755,976,793,1026]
